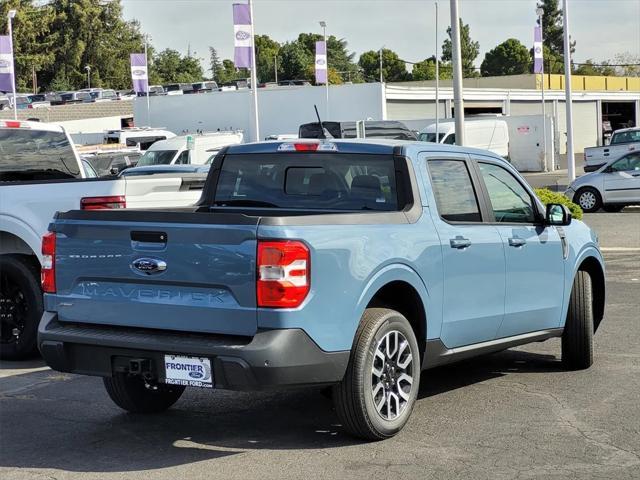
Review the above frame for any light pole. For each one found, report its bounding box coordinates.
[435,1,440,142]
[450,0,465,145]
[7,9,17,120]
[379,47,383,83]
[562,0,575,181]
[319,21,329,119]
[84,65,91,89]
[536,6,549,171]
[248,0,260,142]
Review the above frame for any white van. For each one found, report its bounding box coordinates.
[136,131,244,166]
[419,118,509,158]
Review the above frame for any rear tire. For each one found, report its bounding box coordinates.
[333,308,420,440]
[103,374,185,413]
[562,271,594,370]
[0,255,42,360]
[574,187,602,213]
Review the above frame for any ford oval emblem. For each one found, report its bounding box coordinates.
[132,69,146,76]
[132,258,167,275]
[189,371,204,379]
[316,59,326,66]
[235,30,251,41]
[0,60,9,68]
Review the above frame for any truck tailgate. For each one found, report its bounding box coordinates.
[50,211,259,336]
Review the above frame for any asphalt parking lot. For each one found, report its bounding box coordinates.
[1,211,638,480]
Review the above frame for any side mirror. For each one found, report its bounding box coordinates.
[546,203,572,226]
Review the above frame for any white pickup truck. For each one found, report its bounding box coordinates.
[0,120,206,359]
[583,127,640,172]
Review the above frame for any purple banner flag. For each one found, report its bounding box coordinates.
[0,36,15,93]
[534,26,543,74]
[315,41,327,85]
[130,53,148,93]
[233,3,252,68]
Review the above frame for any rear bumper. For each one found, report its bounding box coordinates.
[38,312,349,390]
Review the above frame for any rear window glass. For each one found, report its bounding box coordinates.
[0,128,80,181]
[214,153,399,211]
[428,159,481,222]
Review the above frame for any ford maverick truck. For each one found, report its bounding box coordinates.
[38,139,605,440]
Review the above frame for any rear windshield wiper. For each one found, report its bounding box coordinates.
[212,199,280,208]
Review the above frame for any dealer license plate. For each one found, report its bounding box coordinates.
[163,354,213,388]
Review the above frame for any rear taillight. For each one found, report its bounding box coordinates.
[80,195,126,210]
[257,240,310,308]
[41,232,56,293]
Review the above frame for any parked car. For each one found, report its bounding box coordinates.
[418,118,510,158]
[13,95,50,109]
[0,94,10,110]
[583,127,640,172]
[164,83,194,95]
[82,151,142,176]
[148,85,166,96]
[192,81,218,93]
[57,91,84,105]
[0,120,208,359]
[37,139,605,440]
[299,120,417,141]
[136,131,244,166]
[278,79,312,86]
[78,89,118,103]
[117,90,137,100]
[566,151,640,212]
[103,127,176,151]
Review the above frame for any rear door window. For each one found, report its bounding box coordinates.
[427,159,482,222]
[0,128,80,181]
[214,153,399,211]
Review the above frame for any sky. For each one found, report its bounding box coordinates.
[121,0,640,74]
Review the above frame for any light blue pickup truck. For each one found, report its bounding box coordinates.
[38,139,605,440]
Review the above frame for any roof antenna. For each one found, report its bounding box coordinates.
[314,104,333,139]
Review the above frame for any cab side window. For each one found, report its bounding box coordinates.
[428,160,482,222]
[610,154,640,172]
[478,162,536,224]
[175,150,190,165]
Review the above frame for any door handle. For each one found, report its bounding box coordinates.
[450,237,471,249]
[508,237,527,247]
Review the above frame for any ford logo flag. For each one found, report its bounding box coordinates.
[132,258,167,275]
[235,30,251,41]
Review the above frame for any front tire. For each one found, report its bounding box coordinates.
[103,374,185,413]
[0,255,42,360]
[562,271,594,370]
[333,308,420,440]
[574,187,602,213]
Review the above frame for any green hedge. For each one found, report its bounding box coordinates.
[535,188,583,220]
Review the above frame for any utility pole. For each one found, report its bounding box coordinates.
[537,7,549,171]
[435,1,440,142]
[274,55,278,83]
[248,0,260,141]
[450,0,465,145]
[7,9,17,120]
[379,47,383,83]
[563,0,575,181]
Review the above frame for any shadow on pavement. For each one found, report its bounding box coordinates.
[0,348,561,474]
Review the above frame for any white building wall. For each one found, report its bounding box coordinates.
[134,83,385,141]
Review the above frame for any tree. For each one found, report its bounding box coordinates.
[254,34,280,83]
[209,47,222,82]
[481,39,531,77]
[613,52,640,77]
[411,56,453,81]
[152,49,203,84]
[277,40,313,81]
[574,60,616,77]
[535,0,575,74]
[358,49,409,82]
[441,19,480,77]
